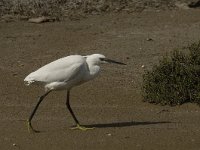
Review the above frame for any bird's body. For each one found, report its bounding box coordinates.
[24,55,100,91]
[24,54,125,132]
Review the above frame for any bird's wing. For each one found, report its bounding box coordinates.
[24,55,86,84]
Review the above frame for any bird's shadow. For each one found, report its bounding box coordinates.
[26,121,172,133]
[82,121,171,128]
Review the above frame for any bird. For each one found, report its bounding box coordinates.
[24,54,126,132]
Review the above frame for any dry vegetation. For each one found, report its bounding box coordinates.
[0,0,200,20]
[0,0,192,19]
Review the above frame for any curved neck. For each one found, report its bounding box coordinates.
[85,57,101,80]
[88,64,100,77]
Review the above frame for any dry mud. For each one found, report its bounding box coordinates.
[0,10,200,150]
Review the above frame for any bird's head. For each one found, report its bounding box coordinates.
[85,54,126,65]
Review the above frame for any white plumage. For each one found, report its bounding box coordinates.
[24,54,102,91]
[24,53,126,132]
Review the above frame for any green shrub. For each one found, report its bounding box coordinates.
[142,41,200,106]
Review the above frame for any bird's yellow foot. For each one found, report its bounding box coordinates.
[27,120,40,133]
[70,124,94,131]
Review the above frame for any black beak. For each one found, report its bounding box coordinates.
[101,58,126,65]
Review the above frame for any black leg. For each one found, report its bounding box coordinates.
[66,90,95,131]
[66,90,80,125]
[27,90,52,132]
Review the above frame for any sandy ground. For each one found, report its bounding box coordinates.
[1,10,200,150]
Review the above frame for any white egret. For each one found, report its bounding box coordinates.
[24,54,126,132]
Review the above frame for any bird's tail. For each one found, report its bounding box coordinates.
[24,74,35,86]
